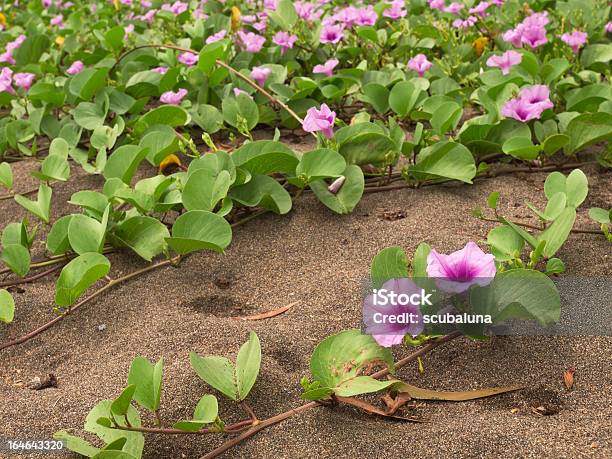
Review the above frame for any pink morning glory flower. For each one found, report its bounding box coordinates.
[363,278,425,347]
[302,103,336,138]
[502,27,523,47]
[408,54,432,77]
[469,1,490,17]
[151,66,168,74]
[250,66,272,87]
[13,72,35,91]
[444,2,464,14]
[237,30,266,53]
[521,25,547,48]
[0,67,14,94]
[313,58,339,77]
[178,52,198,66]
[355,6,377,26]
[327,175,345,194]
[272,31,297,54]
[264,0,277,8]
[427,242,496,293]
[161,1,188,15]
[206,30,227,44]
[233,88,251,97]
[320,24,344,44]
[486,50,522,75]
[6,35,26,53]
[66,61,84,75]
[160,88,187,105]
[453,16,477,29]
[383,0,407,19]
[0,52,15,65]
[50,14,64,28]
[501,85,554,122]
[560,31,587,53]
[606,22,612,33]
[295,2,323,22]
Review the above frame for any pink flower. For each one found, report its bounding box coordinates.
[469,1,490,17]
[521,25,547,48]
[295,2,323,22]
[13,72,35,91]
[250,66,272,87]
[383,0,407,19]
[178,52,198,66]
[313,58,339,77]
[272,31,297,54]
[363,278,425,347]
[160,88,187,105]
[501,85,554,122]
[233,88,251,97]
[327,176,345,194]
[606,22,612,33]
[486,50,522,75]
[50,14,64,28]
[0,67,15,94]
[6,35,26,53]
[407,54,432,77]
[66,60,84,75]
[427,242,496,293]
[161,1,188,14]
[264,0,277,8]
[320,24,344,44]
[124,24,134,39]
[453,16,477,29]
[141,0,152,7]
[443,2,464,14]
[206,30,227,44]
[560,31,587,53]
[237,30,266,53]
[428,0,445,11]
[302,103,336,138]
[0,52,15,65]
[502,27,523,47]
[355,6,377,26]
[151,66,168,74]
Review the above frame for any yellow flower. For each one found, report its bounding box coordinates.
[0,13,7,28]
[231,6,241,32]
[159,154,181,175]
[55,36,65,46]
[472,37,489,57]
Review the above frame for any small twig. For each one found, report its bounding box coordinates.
[479,216,601,235]
[240,401,259,423]
[111,418,253,436]
[0,264,63,288]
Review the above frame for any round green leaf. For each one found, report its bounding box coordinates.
[55,253,111,306]
[166,210,232,254]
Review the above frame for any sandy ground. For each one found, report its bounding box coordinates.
[0,145,610,459]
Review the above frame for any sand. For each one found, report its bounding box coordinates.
[0,145,610,459]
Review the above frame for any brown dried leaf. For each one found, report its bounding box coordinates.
[563,367,575,390]
[394,379,523,401]
[336,396,423,422]
[233,301,298,321]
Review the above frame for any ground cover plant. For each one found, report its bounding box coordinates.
[0,0,610,457]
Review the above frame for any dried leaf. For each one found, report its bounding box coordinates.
[563,367,575,390]
[233,301,298,321]
[381,391,412,415]
[336,396,423,422]
[159,154,181,175]
[394,380,523,401]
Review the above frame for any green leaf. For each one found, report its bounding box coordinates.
[0,162,13,189]
[564,113,612,155]
[84,400,144,458]
[361,83,390,114]
[339,132,397,166]
[588,207,611,224]
[191,104,224,134]
[231,140,298,175]
[127,356,164,412]
[229,174,292,215]
[487,225,523,261]
[104,146,149,184]
[470,269,560,325]
[1,244,31,277]
[538,207,576,258]
[46,215,74,255]
[14,183,52,223]
[69,191,109,218]
[182,169,231,212]
[295,149,346,184]
[580,44,612,70]
[173,395,219,432]
[310,165,364,214]
[487,191,499,210]
[32,155,71,182]
[166,210,232,254]
[564,169,588,208]
[140,125,180,166]
[541,134,569,156]
[55,253,111,306]
[268,0,298,30]
[141,105,189,128]
[235,331,261,400]
[543,192,567,221]
[113,216,170,261]
[412,242,431,278]
[544,171,566,199]
[370,246,409,289]
[73,101,108,130]
[502,137,540,160]
[53,431,100,457]
[197,40,227,74]
[69,68,110,101]
[222,94,259,131]
[190,353,237,401]
[430,101,462,135]
[335,376,397,397]
[104,26,125,51]
[409,141,476,183]
[545,258,566,275]
[15,34,50,66]
[68,210,108,255]
[0,289,15,324]
[389,81,422,117]
[309,329,394,395]
[111,385,137,417]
